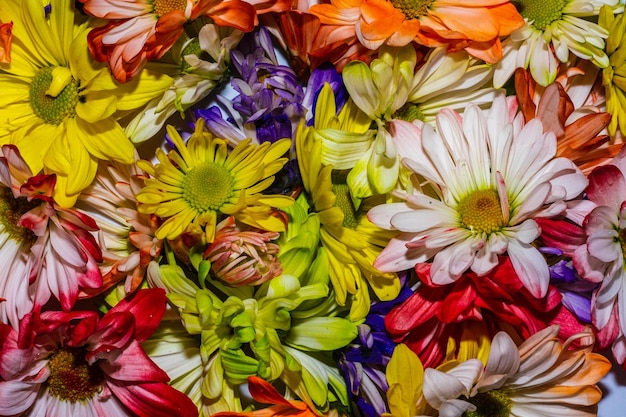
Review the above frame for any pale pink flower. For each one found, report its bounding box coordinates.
[0,289,198,417]
[0,145,102,327]
[204,217,282,287]
[368,93,588,298]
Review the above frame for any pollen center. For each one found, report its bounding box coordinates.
[30,67,79,125]
[458,189,504,234]
[332,181,359,230]
[0,188,40,247]
[463,390,512,417]
[153,0,187,17]
[513,0,566,30]
[182,162,234,212]
[47,348,104,403]
[389,0,434,20]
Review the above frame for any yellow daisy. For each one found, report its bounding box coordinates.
[600,5,626,136]
[296,121,400,321]
[0,0,172,207]
[137,119,294,242]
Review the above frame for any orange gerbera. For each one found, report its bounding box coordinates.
[309,0,524,63]
[79,0,290,83]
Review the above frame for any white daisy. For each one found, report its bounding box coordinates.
[368,93,588,297]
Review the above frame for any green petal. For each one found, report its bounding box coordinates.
[285,317,357,351]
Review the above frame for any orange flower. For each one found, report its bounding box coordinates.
[309,0,524,63]
[0,21,12,64]
[212,376,324,417]
[80,0,290,82]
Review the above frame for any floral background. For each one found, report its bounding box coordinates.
[0,0,626,416]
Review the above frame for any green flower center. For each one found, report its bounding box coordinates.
[389,0,434,19]
[0,188,40,247]
[48,348,104,403]
[458,189,505,234]
[512,0,566,31]
[180,38,213,74]
[182,162,234,212]
[394,103,425,122]
[30,67,80,125]
[331,180,359,230]
[463,390,512,417]
[153,0,187,17]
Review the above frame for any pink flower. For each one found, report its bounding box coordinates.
[0,145,102,327]
[204,217,282,287]
[0,289,198,417]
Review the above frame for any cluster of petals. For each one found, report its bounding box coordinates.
[80,0,291,82]
[0,145,102,326]
[0,289,198,417]
[368,93,587,298]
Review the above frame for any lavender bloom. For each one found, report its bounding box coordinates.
[303,63,349,125]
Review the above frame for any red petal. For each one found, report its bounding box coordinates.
[107,289,167,342]
[107,379,198,417]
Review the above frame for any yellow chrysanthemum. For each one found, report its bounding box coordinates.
[600,5,626,136]
[137,119,294,242]
[0,0,172,207]
[296,121,400,321]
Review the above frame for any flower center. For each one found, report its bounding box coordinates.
[394,103,425,122]
[153,0,187,17]
[332,179,359,230]
[30,67,80,125]
[0,188,40,247]
[47,348,104,403]
[463,390,512,417]
[512,0,566,31]
[182,162,234,212]
[458,189,505,234]
[389,0,434,19]
[180,38,213,73]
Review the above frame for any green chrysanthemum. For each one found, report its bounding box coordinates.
[136,119,294,242]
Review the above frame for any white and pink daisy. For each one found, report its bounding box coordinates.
[0,288,198,417]
[0,145,102,327]
[368,93,588,298]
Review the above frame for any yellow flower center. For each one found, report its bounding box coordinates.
[47,348,104,403]
[395,103,425,122]
[153,0,187,17]
[30,67,80,125]
[458,189,505,234]
[182,162,234,212]
[389,0,434,19]
[332,180,359,229]
[464,390,512,417]
[513,0,566,30]
[0,188,40,247]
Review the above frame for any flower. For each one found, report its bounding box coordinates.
[0,289,198,417]
[422,326,611,417]
[136,119,294,242]
[0,21,12,63]
[600,4,626,136]
[295,120,400,321]
[368,92,588,298]
[0,0,171,207]
[493,0,621,88]
[76,157,162,301]
[0,145,102,325]
[203,216,282,287]
[309,0,523,62]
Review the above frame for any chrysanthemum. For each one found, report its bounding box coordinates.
[422,326,611,417]
[368,92,588,298]
[296,121,400,321]
[0,21,12,63]
[309,0,524,63]
[493,0,621,88]
[0,145,102,327]
[0,289,198,417]
[0,0,171,207]
[137,119,294,242]
[76,157,162,300]
[599,5,626,137]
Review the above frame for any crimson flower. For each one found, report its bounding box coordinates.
[0,288,197,417]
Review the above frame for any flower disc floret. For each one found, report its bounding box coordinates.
[48,348,104,403]
[153,0,187,17]
[29,67,79,125]
[515,0,565,30]
[182,162,235,212]
[0,188,39,246]
[458,190,505,234]
[389,0,434,19]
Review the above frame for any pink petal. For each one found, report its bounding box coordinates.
[0,380,42,415]
[106,380,198,417]
[587,164,626,210]
[506,240,549,298]
[100,340,168,383]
